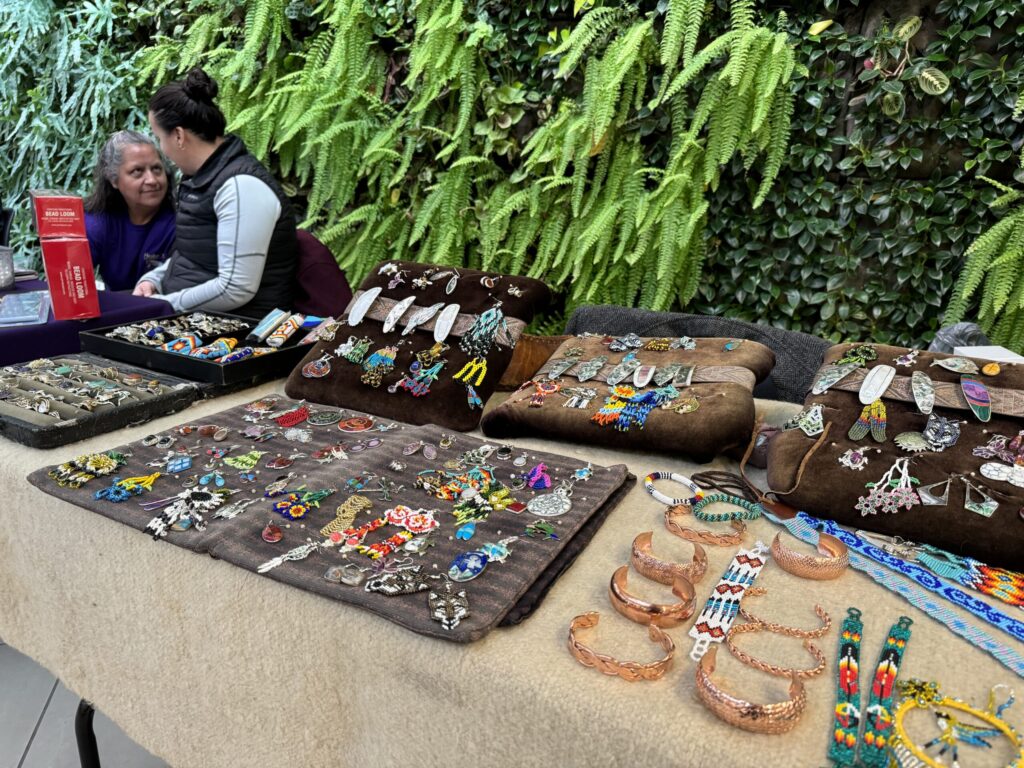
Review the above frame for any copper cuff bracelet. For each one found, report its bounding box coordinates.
[567,612,676,681]
[695,647,807,734]
[630,531,708,585]
[608,565,696,628]
[770,532,849,580]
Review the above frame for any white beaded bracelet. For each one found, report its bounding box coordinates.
[643,472,704,506]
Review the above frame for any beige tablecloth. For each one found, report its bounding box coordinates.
[1,386,1021,767]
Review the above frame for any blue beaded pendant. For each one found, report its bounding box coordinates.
[448,551,489,582]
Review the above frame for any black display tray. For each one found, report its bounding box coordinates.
[79,311,308,385]
[0,353,200,449]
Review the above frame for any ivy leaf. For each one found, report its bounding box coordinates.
[807,20,833,36]
[917,67,951,96]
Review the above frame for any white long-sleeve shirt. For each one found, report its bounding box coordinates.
[138,175,282,312]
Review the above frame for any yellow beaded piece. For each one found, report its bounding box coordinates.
[889,679,1023,768]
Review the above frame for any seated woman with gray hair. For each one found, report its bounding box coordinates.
[84,130,176,291]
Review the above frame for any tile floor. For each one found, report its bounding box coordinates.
[0,640,167,768]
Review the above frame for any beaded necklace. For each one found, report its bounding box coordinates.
[804,513,1024,645]
[765,510,1024,679]
[916,546,1024,610]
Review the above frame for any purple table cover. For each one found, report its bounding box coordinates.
[0,279,173,365]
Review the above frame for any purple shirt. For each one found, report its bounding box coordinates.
[85,208,176,291]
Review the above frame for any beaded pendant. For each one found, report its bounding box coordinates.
[275,403,310,427]
[460,302,512,358]
[428,581,470,631]
[361,345,399,387]
[394,360,445,397]
[335,335,371,364]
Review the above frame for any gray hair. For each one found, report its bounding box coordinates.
[99,130,163,183]
[84,130,175,215]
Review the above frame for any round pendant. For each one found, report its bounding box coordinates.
[261,523,283,543]
[246,396,280,413]
[982,362,1001,376]
[674,397,700,413]
[527,490,572,517]
[448,551,489,582]
[307,409,343,426]
[894,432,931,453]
[338,416,374,433]
[301,357,333,379]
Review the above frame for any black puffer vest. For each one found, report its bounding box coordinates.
[162,135,297,317]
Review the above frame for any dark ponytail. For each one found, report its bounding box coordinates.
[148,67,227,143]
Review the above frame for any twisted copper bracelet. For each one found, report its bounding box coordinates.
[738,588,833,638]
[608,565,696,628]
[695,647,807,734]
[631,531,708,585]
[770,532,849,580]
[567,612,676,682]
[664,503,745,547]
[725,622,827,679]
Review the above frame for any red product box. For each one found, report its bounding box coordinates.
[30,189,87,239]
[40,239,100,320]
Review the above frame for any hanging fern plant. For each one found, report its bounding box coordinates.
[138,0,801,314]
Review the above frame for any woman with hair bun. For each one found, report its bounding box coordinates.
[84,130,176,291]
[134,67,298,317]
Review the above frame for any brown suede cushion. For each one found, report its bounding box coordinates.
[496,335,570,391]
[481,335,774,462]
[285,261,551,432]
[766,343,1024,570]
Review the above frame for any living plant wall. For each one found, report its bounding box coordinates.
[698,0,1024,347]
[1,0,1022,348]
[137,0,798,317]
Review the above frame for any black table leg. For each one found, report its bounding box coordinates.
[75,698,101,768]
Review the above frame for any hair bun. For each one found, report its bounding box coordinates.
[183,67,219,103]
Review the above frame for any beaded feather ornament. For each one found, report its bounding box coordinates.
[849,399,887,442]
